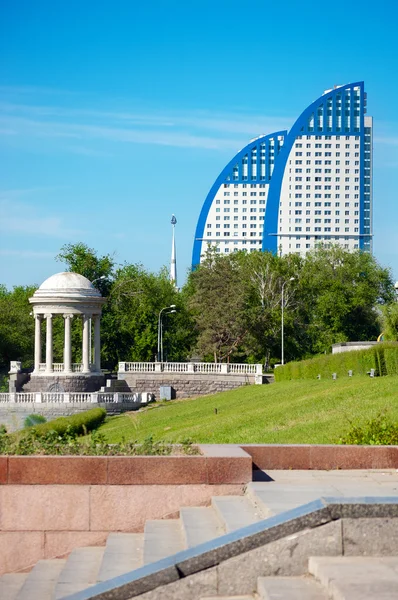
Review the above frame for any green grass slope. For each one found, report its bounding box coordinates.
[98,376,398,445]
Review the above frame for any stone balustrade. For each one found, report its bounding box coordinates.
[0,392,154,404]
[119,362,263,375]
[38,363,90,373]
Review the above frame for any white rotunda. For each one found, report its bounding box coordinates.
[29,272,106,381]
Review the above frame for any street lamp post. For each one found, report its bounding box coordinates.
[281,277,295,366]
[161,309,177,362]
[89,276,106,365]
[157,305,176,362]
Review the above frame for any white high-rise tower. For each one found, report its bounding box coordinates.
[170,215,177,288]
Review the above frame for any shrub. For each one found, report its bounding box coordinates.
[24,414,47,428]
[275,343,398,381]
[29,407,106,438]
[338,412,398,446]
[0,427,199,456]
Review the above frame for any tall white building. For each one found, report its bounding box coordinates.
[192,82,372,266]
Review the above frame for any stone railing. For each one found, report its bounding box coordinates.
[37,363,88,373]
[119,362,263,375]
[0,392,154,404]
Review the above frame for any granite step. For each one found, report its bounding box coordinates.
[15,559,66,600]
[54,546,104,599]
[309,556,398,599]
[97,533,144,582]
[143,519,185,565]
[246,482,335,517]
[200,596,255,599]
[180,506,226,548]
[211,495,264,533]
[0,573,28,600]
[257,576,329,599]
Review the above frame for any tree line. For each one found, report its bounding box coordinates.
[0,242,396,380]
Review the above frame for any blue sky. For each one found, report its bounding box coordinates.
[1,0,398,288]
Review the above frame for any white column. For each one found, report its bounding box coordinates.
[93,315,101,373]
[82,315,90,373]
[45,314,53,373]
[63,314,73,373]
[34,314,42,373]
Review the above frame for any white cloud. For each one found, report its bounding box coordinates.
[0,249,54,258]
[0,199,85,239]
[0,98,291,152]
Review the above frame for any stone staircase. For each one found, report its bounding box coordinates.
[200,557,398,598]
[100,377,131,393]
[1,474,398,600]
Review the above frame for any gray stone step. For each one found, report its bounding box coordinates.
[97,533,144,582]
[54,546,104,599]
[143,519,185,565]
[0,573,28,600]
[309,556,398,599]
[16,559,66,600]
[247,482,336,517]
[200,596,254,599]
[258,576,329,599]
[211,496,264,533]
[180,506,225,548]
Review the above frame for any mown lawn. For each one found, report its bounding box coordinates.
[97,376,398,445]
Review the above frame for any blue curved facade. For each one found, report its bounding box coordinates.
[192,82,372,267]
[263,82,371,255]
[192,131,287,267]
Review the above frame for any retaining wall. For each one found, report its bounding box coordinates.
[118,372,258,399]
[0,446,250,574]
[23,374,105,393]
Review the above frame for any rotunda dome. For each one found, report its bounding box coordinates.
[39,272,95,291]
[31,272,103,300]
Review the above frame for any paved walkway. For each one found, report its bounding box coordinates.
[251,469,398,515]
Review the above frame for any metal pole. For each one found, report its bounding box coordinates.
[281,283,285,366]
[157,309,163,362]
[160,316,162,362]
[281,277,295,366]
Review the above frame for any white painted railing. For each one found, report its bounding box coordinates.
[16,393,36,402]
[119,362,156,373]
[37,362,85,373]
[119,362,263,375]
[42,392,65,402]
[69,393,92,402]
[0,392,154,404]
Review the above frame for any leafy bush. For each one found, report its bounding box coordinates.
[338,412,398,445]
[28,407,106,437]
[0,426,199,456]
[275,343,398,381]
[24,414,47,428]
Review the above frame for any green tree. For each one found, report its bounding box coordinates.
[0,284,36,372]
[187,247,249,362]
[380,302,398,341]
[103,263,195,366]
[55,242,115,296]
[296,245,394,354]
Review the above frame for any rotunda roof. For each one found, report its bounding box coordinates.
[30,272,104,302]
[39,272,95,291]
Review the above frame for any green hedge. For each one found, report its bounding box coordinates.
[29,408,106,437]
[275,343,398,381]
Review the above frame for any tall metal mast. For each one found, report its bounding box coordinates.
[170,214,177,288]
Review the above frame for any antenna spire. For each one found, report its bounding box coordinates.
[170,215,177,288]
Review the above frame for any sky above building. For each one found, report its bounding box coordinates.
[1,0,397,288]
